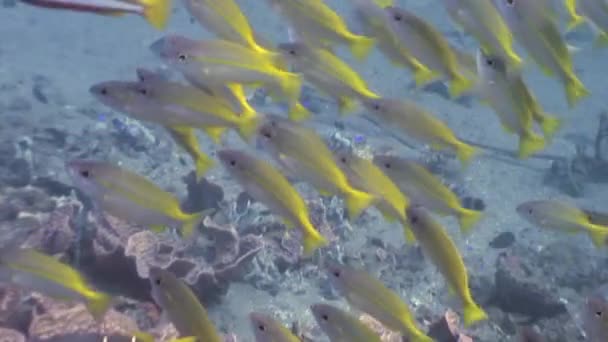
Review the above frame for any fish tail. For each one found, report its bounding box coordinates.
[350,36,375,61]
[181,211,207,238]
[141,0,172,30]
[344,188,375,220]
[412,65,438,88]
[564,73,589,108]
[202,126,227,145]
[194,152,214,181]
[87,292,112,321]
[455,141,478,167]
[302,228,328,257]
[458,208,483,235]
[588,226,608,247]
[565,0,585,31]
[279,72,303,107]
[237,114,261,142]
[518,132,545,159]
[463,300,488,327]
[402,223,417,245]
[448,74,473,99]
[288,102,311,122]
[538,113,561,140]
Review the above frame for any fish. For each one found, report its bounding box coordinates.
[334,151,414,243]
[217,149,328,255]
[326,264,433,342]
[21,0,171,29]
[311,303,382,342]
[257,114,375,220]
[443,0,522,70]
[384,6,473,98]
[149,267,222,342]
[183,0,276,56]
[475,49,547,159]
[516,200,608,247]
[267,0,375,60]
[580,286,608,342]
[405,206,488,326]
[249,312,301,342]
[90,80,259,143]
[576,0,608,46]
[352,0,437,87]
[0,248,112,320]
[67,160,207,237]
[373,154,482,234]
[277,42,380,114]
[360,97,478,166]
[150,35,309,121]
[495,0,589,107]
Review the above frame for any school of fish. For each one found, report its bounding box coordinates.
[7,0,608,340]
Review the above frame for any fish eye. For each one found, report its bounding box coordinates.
[178,54,187,61]
[289,49,296,55]
[258,324,266,331]
[332,270,340,277]
[410,215,419,224]
[384,163,391,169]
[506,0,514,5]
[80,170,90,178]
[393,13,402,21]
[230,160,236,166]
[340,157,346,163]
[372,103,380,110]
[486,58,494,66]
[263,132,272,138]
[138,88,148,95]
[155,278,161,285]
[322,314,329,321]
[100,88,108,95]
[528,208,533,215]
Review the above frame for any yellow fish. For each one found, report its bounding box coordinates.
[517,200,608,247]
[311,303,382,342]
[406,206,488,326]
[335,151,414,243]
[374,154,482,234]
[267,0,375,60]
[327,264,433,342]
[0,248,112,320]
[249,312,301,342]
[360,97,478,167]
[257,115,375,220]
[67,160,208,237]
[218,149,328,255]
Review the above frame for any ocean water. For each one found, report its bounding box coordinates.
[1,0,608,341]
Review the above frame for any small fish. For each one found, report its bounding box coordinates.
[581,287,608,342]
[406,206,488,326]
[326,264,432,342]
[475,49,546,159]
[150,35,309,121]
[149,267,222,342]
[267,0,375,60]
[373,154,482,233]
[90,80,259,143]
[249,312,301,342]
[576,0,608,46]
[183,0,275,56]
[67,160,207,237]
[361,97,478,166]
[335,151,414,243]
[257,115,375,220]
[516,200,608,247]
[278,42,380,114]
[311,303,382,342]
[443,0,522,70]
[21,0,171,29]
[384,6,473,98]
[0,248,112,320]
[217,149,328,255]
[352,0,437,87]
[495,0,589,107]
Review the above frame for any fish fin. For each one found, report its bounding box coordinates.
[463,301,488,327]
[288,102,311,122]
[413,67,439,88]
[302,231,328,257]
[279,72,303,108]
[237,114,261,142]
[150,224,167,233]
[448,74,473,99]
[518,132,546,159]
[350,36,375,61]
[564,0,585,32]
[181,211,208,238]
[565,74,589,108]
[345,189,375,220]
[373,0,393,8]
[140,0,172,30]
[459,208,483,235]
[455,142,478,167]
[202,126,227,145]
[86,292,112,321]
[194,152,214,181]
[338,97,358,115]
[588,226,608,247]
[538,113,561,141]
